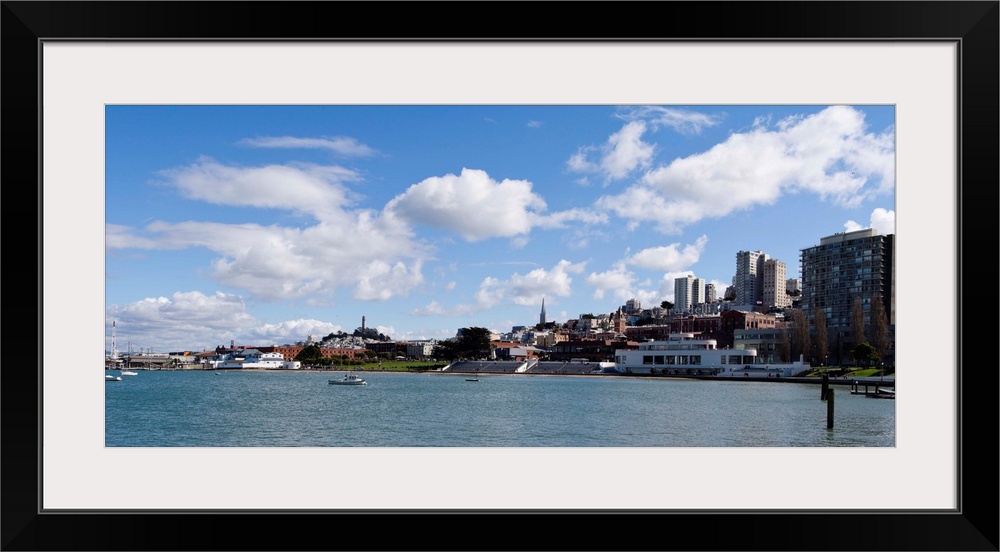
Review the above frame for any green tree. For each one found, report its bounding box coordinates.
[295,344,323,364]
[660,301,674,311]
[850,342,879,367]
[432,327,492,360]
[353,327,390,341]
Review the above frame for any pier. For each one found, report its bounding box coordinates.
[850,379,896,399]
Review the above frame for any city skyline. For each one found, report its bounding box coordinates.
[106,104,895,352]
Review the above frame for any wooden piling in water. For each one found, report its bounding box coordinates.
[821,374,829,400]
[827,388,835,429]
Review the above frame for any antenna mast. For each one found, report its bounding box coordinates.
[111,320,118,360]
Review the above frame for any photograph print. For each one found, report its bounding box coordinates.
[104,104,897,448]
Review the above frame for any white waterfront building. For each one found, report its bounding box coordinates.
[612,332,810,377]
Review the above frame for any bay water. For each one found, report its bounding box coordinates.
[105,370,895,447]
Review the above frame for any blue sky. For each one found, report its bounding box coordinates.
[105,104,895,353]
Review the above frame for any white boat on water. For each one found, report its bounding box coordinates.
[106,374,121,381]
[121,370,138,376]
[329,373,367,386]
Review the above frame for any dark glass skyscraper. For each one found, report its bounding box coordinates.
[800,228,895,362]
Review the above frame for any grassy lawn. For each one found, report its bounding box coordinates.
[331,361,447,372]
[804,367,893,378]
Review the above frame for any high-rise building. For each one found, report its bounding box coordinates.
[800,228,895,347]
[705,283,717,303]
[539,298,547,326]
[674,274,695,312]
[786,278,801,295]
[734,250,768,305]
[763,258,791,308]
[692,277,706,305]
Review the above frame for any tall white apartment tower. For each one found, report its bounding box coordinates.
[674,275,695,312]
[692,277,706,305]
[734,250,768,306]
[763,258,791,308]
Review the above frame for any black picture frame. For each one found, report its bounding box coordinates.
[3,2,997,550]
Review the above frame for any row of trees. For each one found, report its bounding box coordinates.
[294,344,388,367]
[778,294,891,369]
[321,326,392,342]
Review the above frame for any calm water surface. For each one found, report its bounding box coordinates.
[105,370,895,447]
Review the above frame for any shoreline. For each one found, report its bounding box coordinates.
[109,366,893,386]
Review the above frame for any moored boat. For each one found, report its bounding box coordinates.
[329,373,367,386]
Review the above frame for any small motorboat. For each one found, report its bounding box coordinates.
[329,373,367,386]
[106,374,122,381]
[121,370,138,376]
[465,377,480,382]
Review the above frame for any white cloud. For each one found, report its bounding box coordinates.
[625,236,709,272]
[869,208,896,234]
[618,106,724,135]
[353,259,425,301]
[844,207,895,235]
[415,260,586,316]
[510,236,530,249]
[507,259,585,306]
[110,160,429,303]
[384,168,603,241]
[584,237,709,308]
[238,135,377,157]
[597,106,895,233]
[155,157,364,221]
[585,262,635,302]
[567,121,654,183]
[106,291,341,352]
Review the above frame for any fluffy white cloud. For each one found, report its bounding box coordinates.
[353,259,425,301]
[238,135,377,157]
[584,237,710,307]
[567,121,654,182]
[597,106,895,233]
[413,260,586,316]
[110,159,429,303]
[844,207,896,235]
[156,157,363,222]
[625,236,709,272]
[585,263,635,302]
[507,260,585,306]
[869,208,896,235]
[384,168,603,241]
[106,291,342,352]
